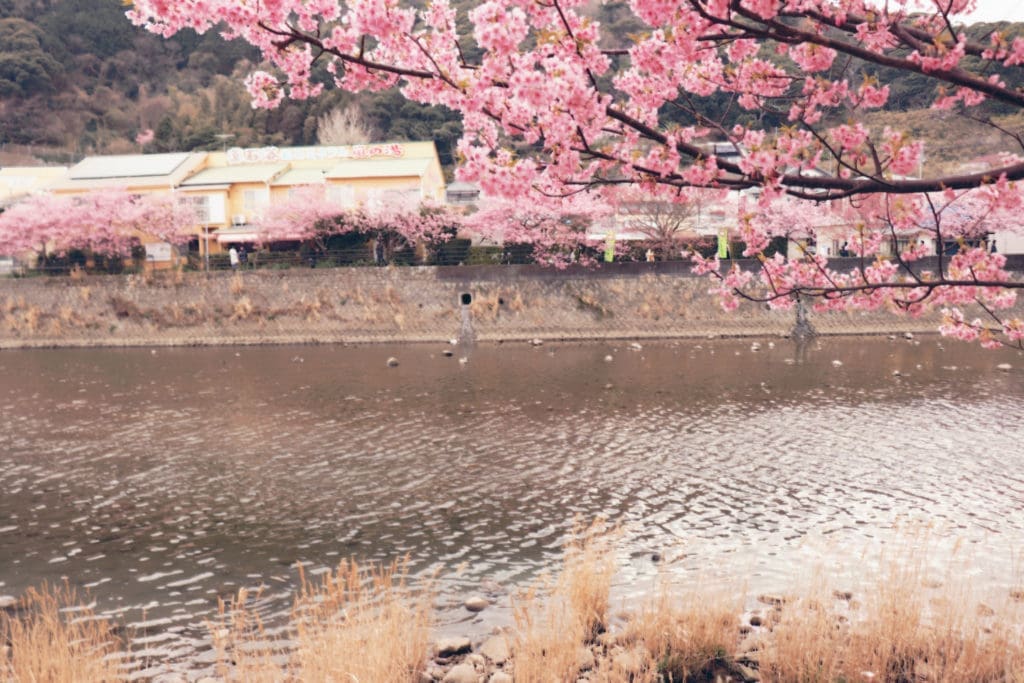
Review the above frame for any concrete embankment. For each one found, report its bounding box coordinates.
[0,261,989,348]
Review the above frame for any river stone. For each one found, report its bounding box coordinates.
[0,595,16,609]
[757,594,786,607]
[386,356,399,367]
[488,673,513,683]
[530,338,544,346]
[479,635,510,664]
[435,636,472,658]
[998,363,1012,371]
[442,349,454,357]
[464,596,489,612]
[442,663,478,683]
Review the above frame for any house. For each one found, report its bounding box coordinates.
[178,141,446,254]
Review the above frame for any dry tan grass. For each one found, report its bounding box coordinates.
[212,559,434,683]
[623,580,743,682]
[758,530,1024,683]
[512,519,618,682]
[229,272,245,295]
[1,583,126,683]
[290,559,433,683]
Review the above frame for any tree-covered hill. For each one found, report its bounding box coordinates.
[0,0,1021,176]
[0,0,464,165]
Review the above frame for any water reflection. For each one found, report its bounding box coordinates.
[0,337,1022,673]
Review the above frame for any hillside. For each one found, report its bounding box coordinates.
[0,0,1022,176]
[0,0,464,166]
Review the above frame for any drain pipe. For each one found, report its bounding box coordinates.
[458,292,476,346]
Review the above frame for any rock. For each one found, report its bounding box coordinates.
[629,342,642,351]
[466,653,485,667]
[736,663,762,682]
[904,332,914,340]
[604,355,613,362]
[530,338,544,346]
[442,349,454,357]
[0,595,16,609]
[386,356,399,367]
[435,636,472,658]
[603,383,613,389]
[464,596,489,613]
[488,673,513,683]
[1009,589,1024,601]
[748,614,763,627]
[757,594,786,607]
[479,635,510,664]
[449,338,459,345]
[831,360,843,367]
[892,370,901,376]
[420,673,435,683]
[750,342,761,351]
[442,663,479,683]
[577,646,596,672]
[832,590,853,601]
[998,363,1012,371]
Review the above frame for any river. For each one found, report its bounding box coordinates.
[0,336,1022,677]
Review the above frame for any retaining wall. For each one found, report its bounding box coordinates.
[0,263,986,348]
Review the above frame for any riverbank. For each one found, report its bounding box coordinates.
[4,524,1023,682]
[0,263,976,349]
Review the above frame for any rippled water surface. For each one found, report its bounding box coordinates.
[1,337,1022,675]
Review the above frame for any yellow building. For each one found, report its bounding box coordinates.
[177,141,445,253]
[0,166,69,207]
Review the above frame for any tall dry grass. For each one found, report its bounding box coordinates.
[212,558,434,682]
[621,580,743,682]
[1,582,125,683]
[759,530,1024,683]
[511,519,618,682]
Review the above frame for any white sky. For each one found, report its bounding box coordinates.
[957,0,1024,24]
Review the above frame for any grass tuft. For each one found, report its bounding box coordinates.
[1,582,126,683]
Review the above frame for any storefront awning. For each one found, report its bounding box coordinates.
[212,226,260,244]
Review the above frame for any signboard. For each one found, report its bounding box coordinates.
[226,144,406,165]
[145,242,173,262]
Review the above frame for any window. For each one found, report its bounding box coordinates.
[326,184,356,207]
[242,188,270,213]
[184,195,210,223]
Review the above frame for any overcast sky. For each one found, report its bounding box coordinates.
[956,0,1024,24]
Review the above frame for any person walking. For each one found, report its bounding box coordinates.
[229,246,239,271]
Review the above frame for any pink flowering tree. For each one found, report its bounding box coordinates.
[350,198,462,264]
[256,187,461,263]
[127,0,1024,345]
[0,190,198,270]
[256,185,352,253]
[464,195,611,267]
